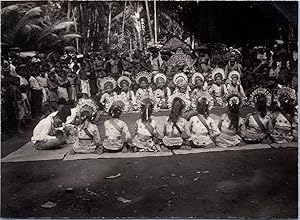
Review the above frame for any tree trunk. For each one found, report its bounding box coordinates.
[154,0,157,44]
[145,0,154,44]
[121,1,127,39]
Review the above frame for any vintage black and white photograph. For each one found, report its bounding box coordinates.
[1,0,298,218]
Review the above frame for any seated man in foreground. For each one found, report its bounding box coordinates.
[31,106,72,150]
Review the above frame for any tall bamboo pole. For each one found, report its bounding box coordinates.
[145,0,154,44]
[154,0,157,44]
[121,1,127,39]
[107,2,112,44]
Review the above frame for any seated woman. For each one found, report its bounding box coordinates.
[226,71,247,104]
[153,73,171,109]
[190,72,208,103]
[189,94,220,148]
[31,106,71,150]
[168,73,191,112]
[117,76,137,111]
[132,98,163,152]
[270,86,297,143]
[243,92,273,144]
[103,104,132,152]
[163,97,191,150]
[70,105,103,155]
[99,76,117,111]
[208,67,228,107]
[135,71,155,108]
[215,94,246,148]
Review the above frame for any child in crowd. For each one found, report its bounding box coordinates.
[67,69,79,104]
[153,73,171,109]
[209,67,228,107]
[117,76,137,110]
[226,71,247,104]
[189,94,220,148]
[78,70,91,97]
[100,76,117,110]
[215,94,246,147]
[244,90,273,144]
[163,97,191,150]
[270,87,297,143]
[135,71,155,107]
[169,73,191,111]
[132,98,162,152]
[70,105,103,155]
[103,104,132,152]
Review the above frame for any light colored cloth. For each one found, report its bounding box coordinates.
[29,76,42,90]
[17,75,29,86]
[80,79,91,97]
[100,92,117,105]
[154,87,171,108]
[215,113,244,147]
[163,117,190,147]
[189,115,220,147]
[120,90,137,109]
[103,119,131,151]
[72,120,101,153]
[132,118,159,151]
[208,84,228,106]
[57,86,69,101]
[36,76,48,88]
[66,108,78,124]
[227,84,247,101]
[271,112,294,143]
[31,114,57,144]
[243,113,273,142]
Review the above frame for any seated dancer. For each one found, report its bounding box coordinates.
[189,94,220,148]
[162,97,191,150]
[190,72,209,103]
[226,71,247,104]
[209,67,228,107]
[99,76,117,110]
[117,76,137,111]
[70,105,103,155]
[270,86,297,143]
[215,94,246,148]
[132,98,163,152]
[103,104,132,152]
[31,106,71,150]
[168,73,191,111]
[135,71,155,108]
[244,89,273,144]
[153,73,171,109]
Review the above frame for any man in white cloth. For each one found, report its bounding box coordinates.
[31,106,71,150]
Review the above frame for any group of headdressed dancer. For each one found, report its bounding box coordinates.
[31,67,298,155]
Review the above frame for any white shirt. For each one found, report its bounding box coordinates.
[31,114,56,143]
[29,76,42,90]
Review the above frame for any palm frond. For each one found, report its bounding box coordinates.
[62,33,82,41]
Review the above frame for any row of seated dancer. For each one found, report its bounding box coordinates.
[31,85,298,154]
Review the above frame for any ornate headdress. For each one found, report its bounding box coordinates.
[135,71,152,84]
[212,67,225,81]
[153,73,167,84]
[225,93,242,107]
[195,92,214,110]
[117,76,132,88]
[249,87,272,107]
[191,72,204,85]
[105,95,130,113]
[173,73,188,87]
[100,76,117,90]
[228,70,240,81]
[276,86,297,108]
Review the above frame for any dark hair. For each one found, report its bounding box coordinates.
[141,99,154,122]
[58,98,67,105]
[255,94,267,117]
[80,110,92,121]
[57,106,71,122]
[280,96,295,116]
[109,105,122,118]
[196,98,209,118]
[168,97,185,125]
[227,101,240,131]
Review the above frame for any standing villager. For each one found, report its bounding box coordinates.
[29,72,43,118]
